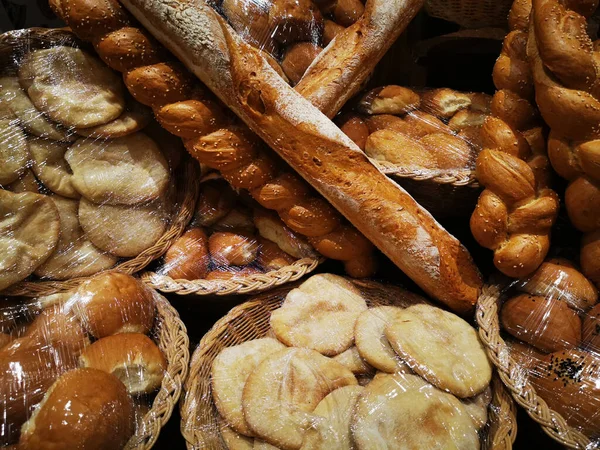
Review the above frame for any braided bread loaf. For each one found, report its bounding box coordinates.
[116,0,483,314]
[49,0,377,277]
[529,0,600,287]
[470,0,559,278]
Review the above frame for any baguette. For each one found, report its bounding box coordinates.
[469,0,559,278]
[119,0,483,313]
[529,0,600,287]
[50,0,376,277]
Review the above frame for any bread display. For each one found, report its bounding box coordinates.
[194,274,494,448]
[0,272,181,448]
[527,0,600,288]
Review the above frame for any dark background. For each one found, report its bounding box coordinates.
[0,2,568,448]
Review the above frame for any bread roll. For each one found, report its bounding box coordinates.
[269,0,323,45]
[281,42,322,85]
[163,227,210,280]
[194,180,236,227]
[74,273,156,338]
[337,114,369,151]
[80,333,166,394]
[422,88,472,119]
[209,231,259,266]
[358,85,420,115]
[257,237,296,270]
[19,368,135,450]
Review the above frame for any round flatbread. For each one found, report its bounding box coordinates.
[354,306,411,374]
[19,46,124,128]
[74,100,151,138]
[212,338,286,436]
[253,441,281,449]
[0,190,60,290]
[461,386,492,430]
[65,133,170,205]
[0,118,29,185]
[219,421,254,450]
[352,373,480,450]
[242,348,357,450]
[332,346,374,376]
[34,197,117,280]
[78,196,169,257]
[7,170,41,194]
[0,76,72,141]
[301,385,364,450]
[385,304,492,398]
[29,139,79,198]
[270,274,368,356]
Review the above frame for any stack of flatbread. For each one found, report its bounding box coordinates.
[210,274,493,450]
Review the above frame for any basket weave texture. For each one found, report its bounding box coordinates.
[181,279,517,450]
[477,284,593,449]
[425,0,513,28]
[0,28,200,297]
[128,291,190,449]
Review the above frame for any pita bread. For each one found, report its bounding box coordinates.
[0,118,29,185]
[29,139,79,198]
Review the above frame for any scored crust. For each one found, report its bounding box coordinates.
[385,304,492,398]
[19,46,125,129]
[352,373,479,450]
[34,196,117,280]
[65,132,170,205]
[270,274,368,356]
[242,347,357,449]
[212,338,286,436]
[29,139,79,199]
[0,190,60,291]
[354,306,411,374]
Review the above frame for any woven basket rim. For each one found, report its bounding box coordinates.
[126,290,190,449]
[0,28,200,298]
[181,279,517,450]
[140,257,322,296]
[476,283,593,449]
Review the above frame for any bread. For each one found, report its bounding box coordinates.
[79,333,166,394]
[337,114,369,150]
[119,0,483,313]
[500,293,581,353]
[74,273,156,338]
[269,0,323,45]
[28,139,79,199]
[529,0,600,286]
[358,85,421,115]
[470,4,559,279]
[421,88,472,119]
[208,231,259,266]
[194,180,236,227]
[19,368,135,450]
[322,19,345,45]
[51,3,377,277]
[163,227,210,280]
[531,349,600,436]
[0,119,29,185]
[257,237,296,270]
[281,42,323,85]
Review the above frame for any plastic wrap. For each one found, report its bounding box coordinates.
[0,29,188,293]
[185,273,503,449]
[494,258,600,441]
[156,174,320,284]
[0,272,173,448]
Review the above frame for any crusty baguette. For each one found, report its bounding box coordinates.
[529,0,600,287]
[469,0,559,279]
[50,0,377,277]
[120,0,483,313]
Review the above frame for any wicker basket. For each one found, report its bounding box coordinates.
[181,279,517,450]
[477,284,594,449]
[425,0,513,29]
[126,290,190,449]
[0,28,200,297]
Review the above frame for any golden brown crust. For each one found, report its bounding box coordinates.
[163,227,210,280]
[281,42,322,85]
[470,1,559,279]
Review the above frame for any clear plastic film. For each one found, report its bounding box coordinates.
[188,273,500,449]
[210,0,366,86]
[157,173,319,283]
[0,29,185,292]
[495,257,600,439]
[0,272,170,448]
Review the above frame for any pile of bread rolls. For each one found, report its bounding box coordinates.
[0,42,180,290]
[218,0,366,85]
[0,273,167,449]
[211,274,493,449]
[500,258,600,436]
[337,85,491,171]
[161,176,318,281]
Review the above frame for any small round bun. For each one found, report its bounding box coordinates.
[74,273,156,338]
[163,227,210,280]
[209,231,259,266]
[80,333,166,394]
[19,368,134,450]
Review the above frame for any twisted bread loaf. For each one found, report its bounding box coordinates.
[470,0,559,278]
[50,0,376,277]
[529,0,600,287]
[117,0,483,314]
